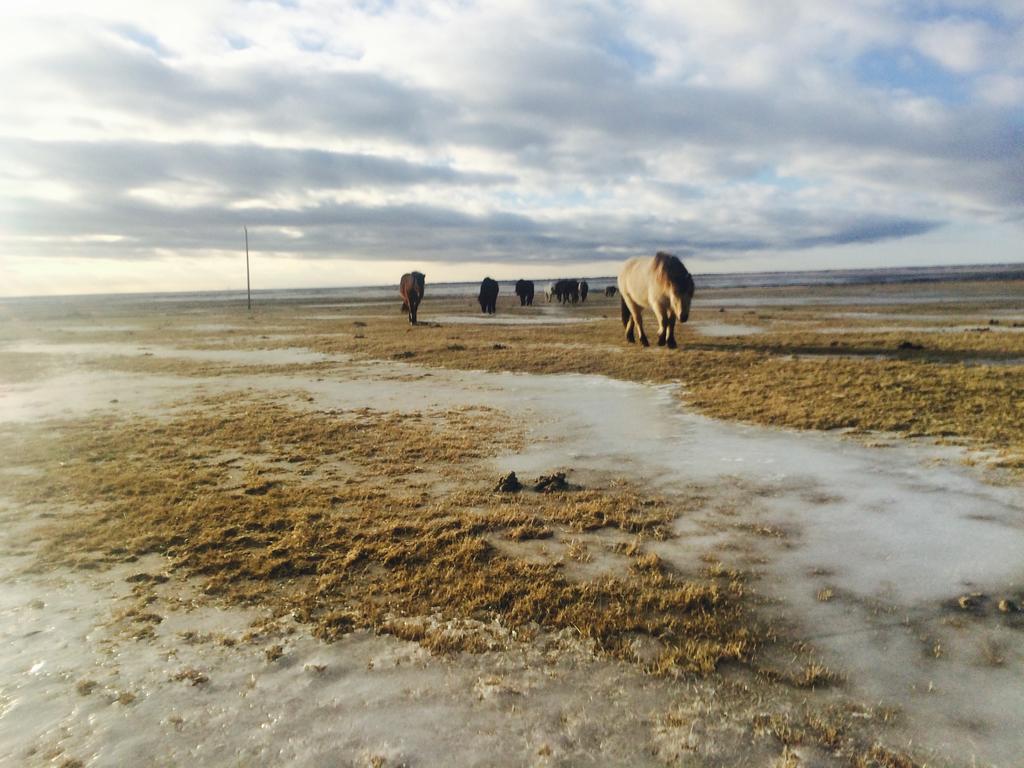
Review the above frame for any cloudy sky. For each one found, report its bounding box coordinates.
[1,1,1022,296]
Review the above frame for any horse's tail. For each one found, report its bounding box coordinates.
[620,297,630,327]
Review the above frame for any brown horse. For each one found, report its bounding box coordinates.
[618,252,695,348]
[399,271,425,324]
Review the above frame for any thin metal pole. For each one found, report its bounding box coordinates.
[245,226,251,310]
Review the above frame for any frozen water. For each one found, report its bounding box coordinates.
[815,325,1024,334]
[691,322,764,336]
[3,340,346,367]
[430,314,596,325]
[0,558,678,767]
[3,339,1023,764]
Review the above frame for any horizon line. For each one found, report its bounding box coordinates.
[3,260,1023,302]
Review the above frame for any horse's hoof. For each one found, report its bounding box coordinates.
[640,337,650,347]
[667,338,678,349]
[657,337,666,347]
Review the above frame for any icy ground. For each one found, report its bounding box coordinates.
[1,336,1022,766]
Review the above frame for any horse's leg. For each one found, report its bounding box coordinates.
[666,316,677,349]
[653,304,667,346]
[621,296,636,343]
[624,297,649,346]
[635,309,649,346]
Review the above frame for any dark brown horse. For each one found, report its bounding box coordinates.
[479,277,499,314]
[399,271,425,324]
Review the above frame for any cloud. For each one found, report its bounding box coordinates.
[0,0,1021,293]
[913,17,994,73]
[2,139,513,198]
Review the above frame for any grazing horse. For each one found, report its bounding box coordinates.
[478,277,499,314]
[618,252,695,349]
[605,285,617,297]
[578,280,589,303]
[545,281,557,302]
[399,271,425,325]
[555,278,578,304]
[515,279,535,306]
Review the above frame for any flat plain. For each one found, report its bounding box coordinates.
[1,279,1022,767]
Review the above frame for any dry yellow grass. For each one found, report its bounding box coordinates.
[2,392,755,674]
[221,299,1024,470]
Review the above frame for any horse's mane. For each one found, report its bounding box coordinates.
[653,252,694,295]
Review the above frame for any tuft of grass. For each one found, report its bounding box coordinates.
[5,393,758,675]
[171,668,209,686]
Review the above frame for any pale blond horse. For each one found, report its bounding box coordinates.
[618,252,695,348]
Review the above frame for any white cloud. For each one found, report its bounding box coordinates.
[913,17,993,73]
[0,0,1021,295]
[977,73,1024,104]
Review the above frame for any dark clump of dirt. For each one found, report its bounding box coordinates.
[125,572,169,584]
[244,481,281,496]
[950,592,987,612]
[533,472,576,492]
[494,471,522,492]
[897,340,924,350]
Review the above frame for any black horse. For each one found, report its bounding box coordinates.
[515,279,535,306]
[479,277,499,314]
[554,279,579,304]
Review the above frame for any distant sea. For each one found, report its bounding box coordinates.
[5,263,1023,304]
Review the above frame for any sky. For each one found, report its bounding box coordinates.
[0,0,1022,296]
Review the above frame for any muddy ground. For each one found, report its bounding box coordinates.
[1,280,1022,767]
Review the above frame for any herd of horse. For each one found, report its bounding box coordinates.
[399,251,696,349]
